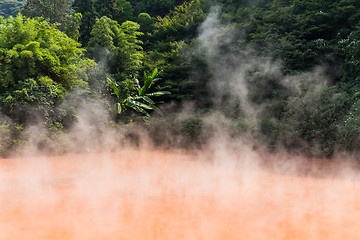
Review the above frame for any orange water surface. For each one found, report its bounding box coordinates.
[0,150,359,240]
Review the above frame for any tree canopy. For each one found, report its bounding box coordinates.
[0,15,95,124]
[2,0,360,156]
[0,0,26,18]
[22,0,72,24]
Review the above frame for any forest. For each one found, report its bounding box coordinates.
[1,0,360,158]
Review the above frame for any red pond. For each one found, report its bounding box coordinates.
[0,150,359,240]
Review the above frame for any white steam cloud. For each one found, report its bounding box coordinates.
[0,6,359,240]
[196,7,286,120]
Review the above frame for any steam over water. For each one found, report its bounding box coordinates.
[0,149,360,239]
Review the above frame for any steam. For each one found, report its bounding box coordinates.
[197,8,250,108]
[0,7,338,156]
[0,6,360,240]
[192,8,344,156]
[1,149,360,239]
[195,7,287,124]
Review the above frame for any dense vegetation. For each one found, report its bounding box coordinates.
[0,0,25,18]
[1,0,360,157]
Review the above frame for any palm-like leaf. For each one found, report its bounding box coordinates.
[107,77,120,98]
[152,77,161,85]
[142,68,159,95]
[148,91,171,97]
[150,68,158,80]
[134,78,141,90]
[107,68,170,116]
[126,98,154,110]
[124,99,149,116]
[132,96,155,105]
[116,102,122,114]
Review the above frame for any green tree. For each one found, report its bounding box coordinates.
[64,12,82,40]
[88,16,144,80]
[72,0,135,45]
[339,97,360,153]
[93,0,134,23]
[136,12,154,49]
[335,25,360,84]
[280,83,348,157]
[139,0,206,103]
[130,0,183,17]
[234,0,360,73]
[137,12,153,33]
[22,0,71,24]
[153,0,205,42]
[0,15,95,124]
[114,0,134,23]
[0,0,26,18]
[72,0,98,45]
[94,0,120,20]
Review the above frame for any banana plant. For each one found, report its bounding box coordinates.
[107,68,170,116]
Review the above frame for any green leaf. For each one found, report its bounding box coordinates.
[151,68,158,80]
[152,77,161,85]
[116,102,122,114]
[148,91,171,97]
[134,78,141,89]
[124,99,149,115]
[107,77,120,98]
[131,95,155,105]
[143,71,147,82]
[127,98,154,110]
[141,96,155,105]
[143,74,151,91]
[106,76,114,85]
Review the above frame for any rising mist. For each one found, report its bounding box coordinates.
[1,3,360,240]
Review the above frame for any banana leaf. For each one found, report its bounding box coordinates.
[116,102,122,114]
[107,77,119,98]
[147,91,171,97]
[132,96,155,105]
